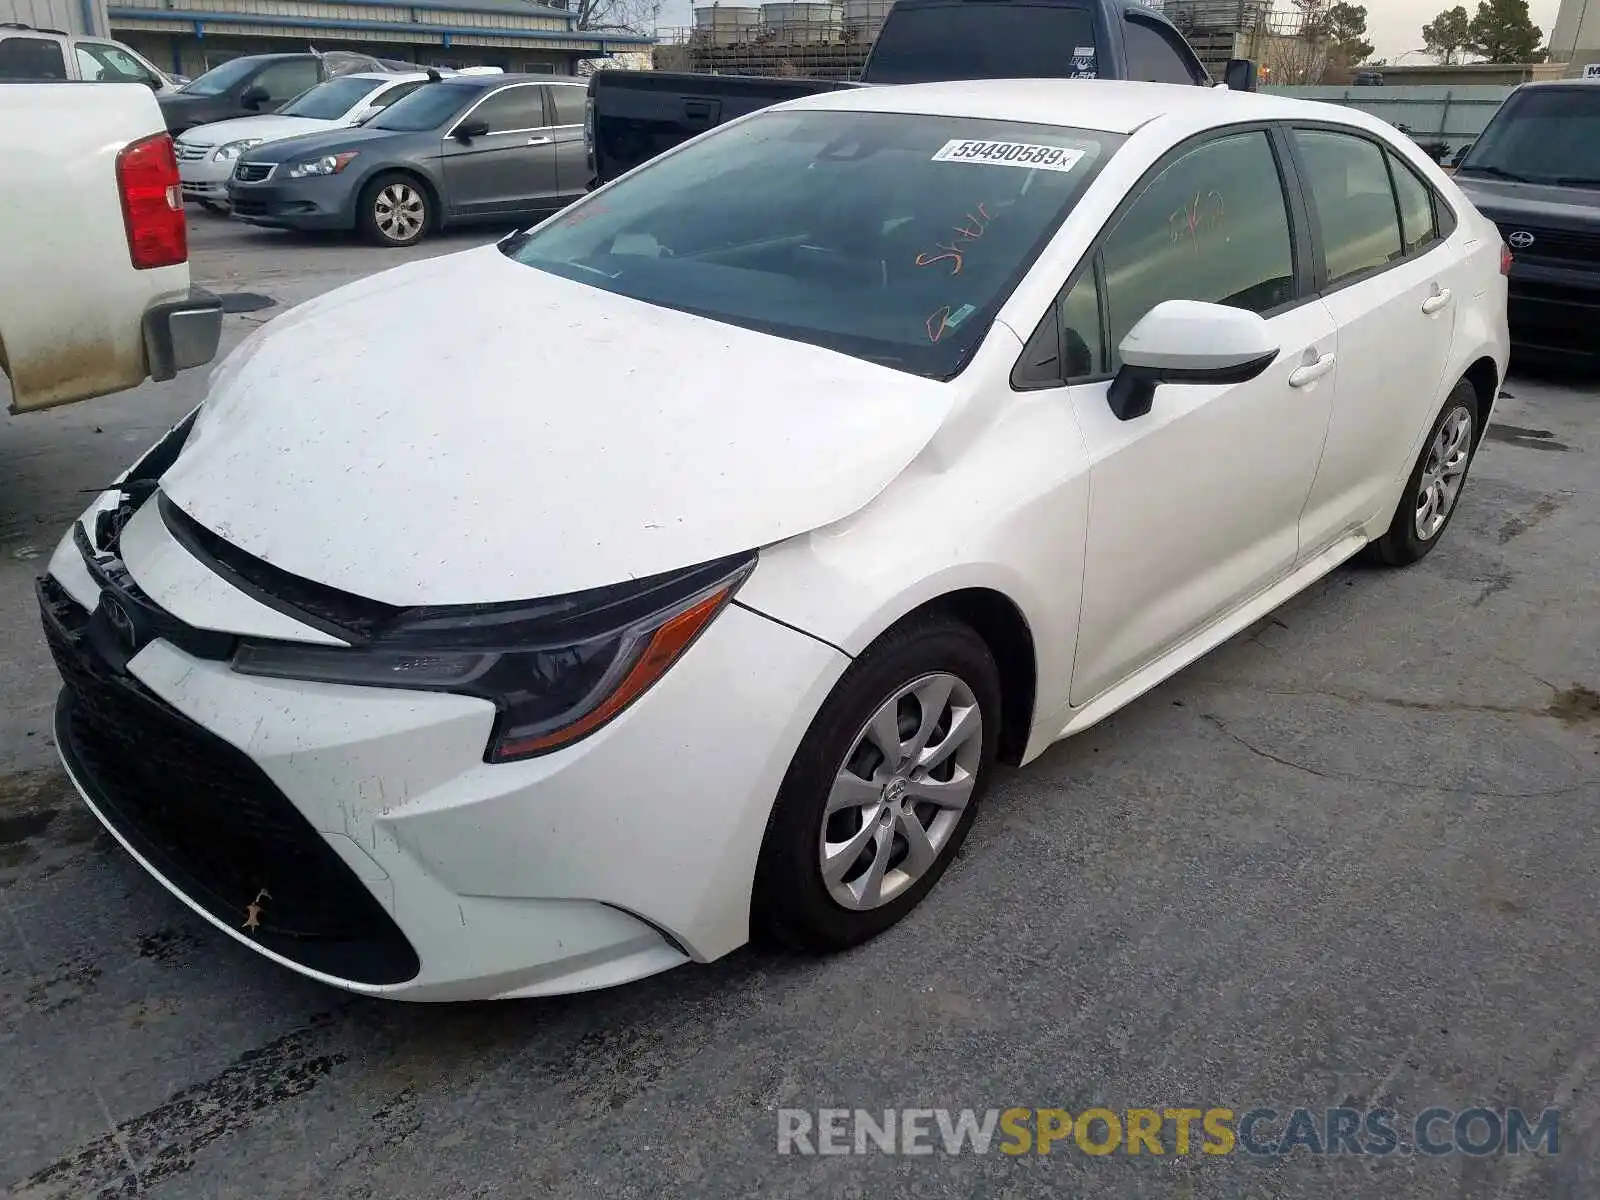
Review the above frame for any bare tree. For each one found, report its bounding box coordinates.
[573,0,662,33]
[1253,1,1334,84]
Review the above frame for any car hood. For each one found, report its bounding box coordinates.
[1453,174,1600,230]
[177,114,337,149]
[239,124,400,163]
[160,245,954,607]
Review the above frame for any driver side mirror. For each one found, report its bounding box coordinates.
[454,118,490,141]
[1106,300,1279,422]
[241,84,270,108]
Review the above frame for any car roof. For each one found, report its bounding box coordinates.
[342,71,429,82]
[218,51,317,63]
[1509,77,1600,93]
[784,78,1387,136]
[418,71,580,92]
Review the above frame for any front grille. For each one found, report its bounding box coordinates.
[1498,224,1600,266]
[174,142,210,162]
[233,162,274,183]
[39,575,419,987]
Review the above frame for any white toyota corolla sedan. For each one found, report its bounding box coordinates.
[41,80,1509,1002]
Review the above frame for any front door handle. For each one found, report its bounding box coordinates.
[527,136,552,146]
[1288,352,1336,388]
[1422,287,1452,315]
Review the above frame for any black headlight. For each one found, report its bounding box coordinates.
[230,550,756,762]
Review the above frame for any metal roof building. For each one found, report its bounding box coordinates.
[107,0,654,77]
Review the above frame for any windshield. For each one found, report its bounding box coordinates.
[279,75,379,119]
[179,57,263,95]
[867,4,1098,84]
[503,110,1121,378]
[1458,86,1600,185]
[368,81,476,131]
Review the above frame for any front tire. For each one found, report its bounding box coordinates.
[198,199,229,215]
[753,615,1001,952]
[1366,380,1479,566]
[358,173,431,247]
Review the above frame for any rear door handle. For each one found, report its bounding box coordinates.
[1288,353,1335,388]
[527,136,552,146]
[1422,287,1452,315]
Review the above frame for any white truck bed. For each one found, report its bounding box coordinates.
[1,81,222,414]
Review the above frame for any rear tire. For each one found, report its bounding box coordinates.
[1366,379,1479,566]
[357,173,431,247]
[752,615,1001,953]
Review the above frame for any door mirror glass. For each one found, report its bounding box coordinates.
[454,118,490,140]
[1107,300,1279,421]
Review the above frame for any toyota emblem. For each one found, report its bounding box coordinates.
[1508,231,1535,250]
[101,594,136,650]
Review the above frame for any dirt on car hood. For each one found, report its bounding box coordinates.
[159,244,954,606]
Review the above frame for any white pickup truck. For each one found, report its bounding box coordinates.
[1,80,222,414]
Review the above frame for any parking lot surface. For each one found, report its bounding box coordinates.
[2,215,1598,1199]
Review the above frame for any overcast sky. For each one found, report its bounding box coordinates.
[654,0,1568,61]
[1366,0,1562,59]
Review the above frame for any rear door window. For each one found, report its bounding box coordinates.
[548,82,586,126]
[1292,128,1403,285]
[0,36,67,80]
[463,84,547,133]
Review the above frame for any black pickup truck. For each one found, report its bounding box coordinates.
[1451,79,1600,366]
[586,0,1257,185]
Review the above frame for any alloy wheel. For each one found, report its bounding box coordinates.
[819,673,984,911]
[1414,404,1474,541]
[374,183,426,243]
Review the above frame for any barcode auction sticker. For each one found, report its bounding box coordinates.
[931,139,1086,172]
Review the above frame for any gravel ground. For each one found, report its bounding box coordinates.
[2,212,1597,1199]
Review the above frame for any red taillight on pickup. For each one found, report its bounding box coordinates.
[116,132,187,270]
[1500,243,1513,275]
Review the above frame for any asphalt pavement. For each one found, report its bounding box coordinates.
[1,212,1597,1199]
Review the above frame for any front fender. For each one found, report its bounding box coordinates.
[737,384,1092,761]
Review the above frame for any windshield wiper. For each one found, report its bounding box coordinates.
[1457,164,1529,182]
[1549,176,1600,187]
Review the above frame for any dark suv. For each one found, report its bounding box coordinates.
[1453,80,1600,366]
[157,50,386,135]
